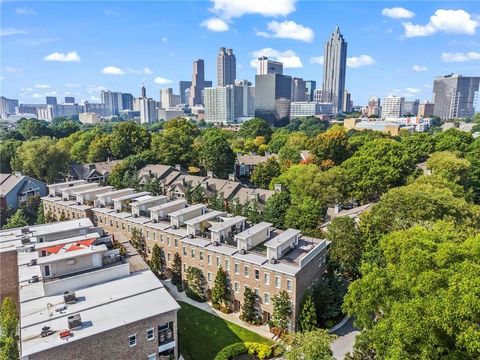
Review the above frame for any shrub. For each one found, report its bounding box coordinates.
[214,342,247,360]
[245,342,273,360]
[325,320,335,328]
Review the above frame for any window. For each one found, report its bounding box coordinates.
[44,265,50,277]
[160,234,164,243]
[254,288,260,297]
[128,334,137,347]
[175,238,178,247]
[183,264,187,272]
[264,273,270,285]
[167,253,171,261]
[146,230,150,240]
[208,254,212,265]
[110,219,113,226]
[234,282,240,293]
[264,293,270,304]
[153,232,156,241]
[216,257,220,267]
[225,260,230,271]
[128,224,131,232]
[183,246,187,256]
[116,221,119,229]
[234,263,239,274]
[244,266,249,277]
[208,272,212,282]
[275,276,281,289]
[199,251,204,261]
[148,354,156,360]
[191,249,195,258]
[146,328,154,341]
[122,222,125,230]
[287,279,293,291]
[255,269,260,280]
[167,237,171,246]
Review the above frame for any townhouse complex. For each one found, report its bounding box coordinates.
[0,218,179,360]
[42,180,330,331]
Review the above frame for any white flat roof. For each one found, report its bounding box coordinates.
[150,199,187,212]
[184,210,226,226]
[262,261,299,276]
[61,183,99,193]
[20,270,179,357]
[113,191,150,202]
[36,244,107,265]
[209,216,246,232]
[232,251,267,266]
[96,188,135,199]
[206,243,238,256]
[131,195,167,206]
[48,180,86,189]
[74,185,114,196]
[181,236,211,248]
[34,233,101,250]
[168,203,206,218]
[264,229,301,248]
[235,222,272,240]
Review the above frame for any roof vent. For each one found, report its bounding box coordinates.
[30,275,40,283]
[41,326,53,338]
[213,241,219,246]
[63,290,77,304]
[21,227,30,234]
[269,257,277,264]
[188,234,194,239]
[239,248,247,255]
[29,259,37,266]
[67,314,82,330]
[172,225,178,229]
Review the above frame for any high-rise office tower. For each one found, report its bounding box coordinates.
[403,99,420,116]
[291,77,307,102]
[255,73,292,126]
[122,93,134,110]
[256,56,283,75]
[64,97,75,104]
[46,96,57,106]
[160,88,180,109]
[204,86,236,124]
[179,81,192,104]
[432,74,480,119]
[322,26,347,113]
[139,97,157,124]
[342,90,352,113]
[217,47,236,86]
[141,85,147,98]
[367,96,381,117]
[189,59,205,107]
[0,97,19,119]
[234,80,255,118]
[305,81,316,101]
[418,101,434,118]
[382,95,405,118]
[101,90,123,116]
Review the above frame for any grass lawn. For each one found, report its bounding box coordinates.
[178,301,274,360]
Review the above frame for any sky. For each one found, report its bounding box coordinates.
[1,0,479,106]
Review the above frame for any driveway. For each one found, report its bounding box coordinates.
[330,317,359,359]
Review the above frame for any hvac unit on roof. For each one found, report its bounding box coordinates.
[67,314,82,330]
[269,257,277,264]
[21,227,30,234]
[213,241,219,246]
[29,275,40,283]
[188,234,194,239]
[41,326,53,338]
[63,290,77,304]
[29,259,37,266]
[239,248,247,255]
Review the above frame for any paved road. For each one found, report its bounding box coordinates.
[330,317,359,360]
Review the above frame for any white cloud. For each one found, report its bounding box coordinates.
[310,56,324,65]
[257,20,314,42]
[201,18,229,32]
[143,67,153,75]
[87,85,107,94]
[347,55,375,68]
[65,83,80,88]
[126,67,154,75]
[441,51,480,62]
[16,7,36,15]
[4,67,24,73]
[413,65,428,72]
[44,51,81,62]
[403,9,479,37]
[34,84,51,89]
[0,28,27,37]
[406,88,421,94]
[382,7,415,19]
[101,66,125,75]
[210,0,296,20]
[250,48,303,68]
[32,93,43,99]
[154,77,172,85]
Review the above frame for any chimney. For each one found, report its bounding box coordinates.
[89,164,95,170]
[228,174,235,182]
[201,181,208,189]
[175,164,181,171]
[207,171,213,178]
[274,184,282,193]
[334,203,341,214]
[250,192,259,202]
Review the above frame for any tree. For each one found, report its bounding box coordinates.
[17,118,51,139]
[171,252,182,289]
[12,137,70,183]
[0,336,19,360]
[263,191,291,229]
[0,297,19,360]
[285,197,324,236]
[434,128,473,155]
[344,222,480,358]
[466,139,480,203]
[400,132,435,163]
[238,118,273,141]
[267,129,289,153]
[285,330,334,360]
[0,139,21,173]
[197,128,235,179]
[86,134,112,162]
[2,210,28,229]
[36,204,45,224]
[49,120,80,138]
[130,228,146,259]
[426,151,471,188]
[110,121,151,159]
[107,151,155,189]
[326,216,363,280]
[211,266,232,311]
[278,132,309,167]
[311,125,351,167]
[151,118,200,166]
[311,273,347,326]
[250,157,281,189]
[298,293,317,332]
[19,195,42,225]
[271,290,292,334]
[185,266,208,302]
[347,129,388,153]
[240,287,259,324]
[150,243,167,279]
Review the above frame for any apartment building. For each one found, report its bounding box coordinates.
[41,182,330,331]
[0,218,179,360]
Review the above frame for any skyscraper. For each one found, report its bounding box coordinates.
[160,88,180,109]
[322,26,347,113]
[141,85,147,98]
[189,59,205,107]
[204,86,236,124]
[122,93,134,110]
[217,47,236,86]
[382,95,405,118]
[139,97,157,124]
[305,81,316,101]
[367,97,381,117]
[403,99,420,116]
[291,77,307,102]
[64,97,75,104]
[179,81,192,104]
[432,74,480,119]
[46,96,57,106]
[101,90,123,116]
[342,90,352,113]
[257,57,283,75]
[255,73,292,126]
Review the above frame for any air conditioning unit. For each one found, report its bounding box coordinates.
[30,275,40,283]
[41,326,53,338]
[67,314,82,330]
[213,241,219,246]
[63,290,77,304]
[269,257,277,264]
[153,219,158,223]
[239,249,247,255]
[133,214,138,218]
[172,225,178,229]
[188,234,194,239]
[29,259,37,266]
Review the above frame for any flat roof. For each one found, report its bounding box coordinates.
[131,195,167,206]
[47,180,86,189]
[181,236,211,248]
[235,222,272,240]
[232,251,267,266]
[96,188,135,199]
[128,216,152,225]
[113,191,150,202]
[184,210,226,226]
[209,216,246,232]
[20,270,179,357]
[150,199,187,212]
[168,203,206,218]
[74,185,114,196]
[264,229,301,248]
[36,244,107,265]
[262,261,299,276]
[206,243,238,256]
[61,183,99,193]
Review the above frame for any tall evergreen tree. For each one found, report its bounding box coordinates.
[240,287,259,324]
[211,266,232,310]
[272,290,292,334]
[171,252,182,289]
[298,293,318,332]
[186,266,208,302]
[150,243,167,279]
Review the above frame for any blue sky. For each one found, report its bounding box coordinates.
[1,0,479,106]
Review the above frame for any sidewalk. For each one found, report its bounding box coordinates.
[162,279,275,340]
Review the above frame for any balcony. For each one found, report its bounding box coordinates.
[158,322,175,353]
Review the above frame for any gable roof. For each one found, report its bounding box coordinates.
[236,153,277,166]
[138,164,175,180]
[0,173,45,197]
[70,160,122,180]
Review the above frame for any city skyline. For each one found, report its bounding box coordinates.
[1,1,479,106]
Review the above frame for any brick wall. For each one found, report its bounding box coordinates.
[0,250,19,312]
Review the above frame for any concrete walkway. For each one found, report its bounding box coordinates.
[162,279,275,341]
[330,317,359,359]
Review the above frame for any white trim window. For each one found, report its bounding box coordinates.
[264,293,270,304]
[128,334,137,347]
[147,354,156,360]
[146,328,154,341]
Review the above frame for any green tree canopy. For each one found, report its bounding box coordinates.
[17,118,51,139]
[267,129,289,154]
[110,121,151,159]
[0,139,21,173]
[285,329,334,360]
[298,293,317,333]
[250,157,281,189]
[399,132,435,163]
[426,151,471,188]
[197,128,235,178]
[311,125,351,167]
[86,134,112,163]
[238,118,273,141]
[263,191,291,229]
[434,128,474,155]
[211,266,232,310]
